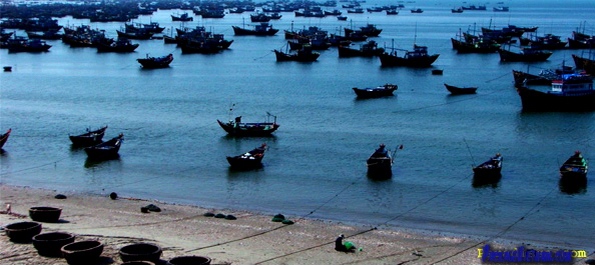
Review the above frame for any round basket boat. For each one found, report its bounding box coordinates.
[32,232,75,257]
[4,221,42,243]
[167,256,211,265]
[119,242,162,263]
[29,206,62,223]
[61,240,104,265]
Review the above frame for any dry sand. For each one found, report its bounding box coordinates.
[0,185,591,265]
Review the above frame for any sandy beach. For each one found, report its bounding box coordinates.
[0,185,591,265]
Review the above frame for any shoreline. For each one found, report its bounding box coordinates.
[1,184,592,265]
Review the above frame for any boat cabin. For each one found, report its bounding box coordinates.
[549,73,593,95]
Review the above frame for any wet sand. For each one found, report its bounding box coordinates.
[0,185,591,265]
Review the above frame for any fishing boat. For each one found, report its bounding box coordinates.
[410,8,423,13]
[451,7,464,13]
[338,40,384,57]
[232,22,279,36]
[379,44,440,67]
[274,45,320,62]
[559,151,588,193]
[84,134,123,160]
[366,144,395,179]
[473,153,503,178]
[0,128,11,149]
[559,151,588,179]
[137,54,174,69]
[171,12,193,22]
[572,54,595,75]
[226,143,267,169]
[498,47,553,62]
[352,84,398,98]
[96,38,139,53]
[512,64,576,86]
[444,84,477,95]
[515,72,595,111]
[69,126,108,147]
[217,113,280,136]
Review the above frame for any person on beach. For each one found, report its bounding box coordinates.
[335,234,356,252]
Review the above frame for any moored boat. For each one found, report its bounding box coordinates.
[226,143,267,169]
[498,47,553,62]
[473,153,503,178]
[274,45,320,62]
[137,54,174,69]
[232,22,279,36]
[352,84,398,98]
[84,134,123,160]
[0,128,11,149]
[515,72,595,111]
[217,114,279,136]
[366,144,394,179]
[572,54,595,75]
[338,40,384,57]
[559,151,588,179]
[379,44,439,67]
[69,126,108,147]
[444,84,477,95]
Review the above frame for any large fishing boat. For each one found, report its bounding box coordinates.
[379,44,439,67]
[515,72,595,111]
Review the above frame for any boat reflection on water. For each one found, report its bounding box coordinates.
[558,176,587,195]
[472,173,502,188]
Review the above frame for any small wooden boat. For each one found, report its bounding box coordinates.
[444,83,478,95]
[473,153,503,178]
[69,126,107,147]
[61,240,104,265]
[559,151,588,179]
[137,54,174,69]
[226,143,267,169]
[3,66,12,72]
[217,114,279,136]
[32,232,75,257]
[84,134,123,160]
[353,84,398,99]
[431,69,443,75]
[0,128,11,149]
[29,206,62,223]
[119,243,163,263]
[4,221,42,243]
[367,144,393,179]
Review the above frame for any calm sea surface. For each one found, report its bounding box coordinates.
[1,0,594,250]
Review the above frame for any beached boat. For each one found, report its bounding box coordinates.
[232,22,279,36]
[217,114,280,136]
[366,144,393,179]
[473,153,503,177]
[515,72,595,111]
[227,143,267,169]
[498,47,553,62]
[352,84,398,98]
[444,84,477,95]
[0,128,11,149]
[137,54,174,69]
[69,126,108,147]
[379,44,439,67]
[274,45,320,62]
[84,134,123,159]
[559,151,588,179]
[338,40,384,57]
[572,54,595,75]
